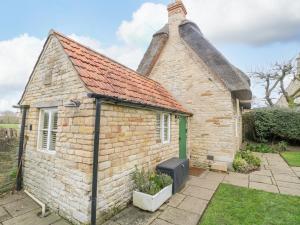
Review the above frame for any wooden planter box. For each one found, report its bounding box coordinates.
[133,184,172,212]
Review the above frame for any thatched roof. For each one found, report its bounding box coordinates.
[137,20,252,108]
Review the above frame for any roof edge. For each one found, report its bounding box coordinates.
[88,93,193,115]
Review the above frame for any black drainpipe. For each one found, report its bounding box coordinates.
[91,98,102,225]
[16,105,29,191]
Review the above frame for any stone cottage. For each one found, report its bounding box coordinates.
[17,0,251,224]
[138,0,252,168]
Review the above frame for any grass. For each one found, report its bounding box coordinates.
[281,151,300,167]
[0,124,19,129]
[199,184,300,225]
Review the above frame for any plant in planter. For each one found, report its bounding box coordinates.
[132,166,173,212]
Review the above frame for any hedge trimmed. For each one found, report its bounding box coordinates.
[243,108,300,143]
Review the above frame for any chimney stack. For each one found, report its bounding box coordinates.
[167,0,187,24]
[297,53,300,76]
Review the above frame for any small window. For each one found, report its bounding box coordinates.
[162,113,171,144]
[38,108,58,152]
[156,114,161,143]
[155,113,171,144]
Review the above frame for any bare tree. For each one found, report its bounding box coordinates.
[251,59,300,108]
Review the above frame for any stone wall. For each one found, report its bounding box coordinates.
[0,128,18,194]
[147,10,241,167]
[20,35,95,225]
[97,104,180,223]
[18,33,182,225]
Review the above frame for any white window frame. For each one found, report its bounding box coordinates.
[37,108,58,153]
[161,113,171,144]
[156,113,162,143]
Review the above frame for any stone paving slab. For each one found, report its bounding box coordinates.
[0,207,10,222]
[150,219,173,225]
[186,177,219,191]
[278,186,300,196]
[3,197,40,217]
[223,173,248,188]
[105,206,157,225]
[0,192,26,206]
[276,181,300,189]
[167,193,185,208]
[2,209,61,225]
[182,185,214,201]
[251,169,272,176]
[177,196,208,215]
[273,174,300,183]
[51,220,72,225]
[0,192,70,225]
[249,182,279,193]
[249,174,273,185]
[158,207,200,225]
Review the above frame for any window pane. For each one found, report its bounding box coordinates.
[42,130,48,149]
[38,109,58,151]
[156,114,161,142]
[163,114,169,142]
[43,112,49,129]
[52,112,58,131]
[50,131,57,151]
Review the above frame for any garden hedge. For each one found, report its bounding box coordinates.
[243,108,300,143]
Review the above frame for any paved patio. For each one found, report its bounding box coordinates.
[0,192,70,225]
[0,153,299,225]
[105,153,300,225]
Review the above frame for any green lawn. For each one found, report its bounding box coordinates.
[281,151,300,167]
[0,124,19,129]
[199,184,300,225]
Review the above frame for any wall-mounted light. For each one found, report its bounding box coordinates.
[64,100,81,108]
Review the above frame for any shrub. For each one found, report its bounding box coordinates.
[243,108,300,143]
[132,166,173,195]
[244,142,288,153]
[245,143,274,153]
[232,155,248,173]
[233,151,261,173]
[274,141,288,152]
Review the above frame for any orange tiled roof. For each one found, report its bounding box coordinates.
[53,31,190,114]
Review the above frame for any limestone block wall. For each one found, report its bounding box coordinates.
[96,104,180,221]
[148,17,240,166]
[20,35,95,225]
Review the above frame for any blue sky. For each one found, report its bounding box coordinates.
[0,0,168,42]
[0,0,300,111]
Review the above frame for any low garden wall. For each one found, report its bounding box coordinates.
[0,128,18,194]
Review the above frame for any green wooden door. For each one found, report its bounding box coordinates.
[179,116,187,159]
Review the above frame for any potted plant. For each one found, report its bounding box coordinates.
[132,166,173,212]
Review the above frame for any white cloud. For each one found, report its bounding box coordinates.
[0,34,44,111]
[2,1,300,111]
[116,1,300,45]
[117,3,167,47]
[184,0,300,45]
[68,34,144,69]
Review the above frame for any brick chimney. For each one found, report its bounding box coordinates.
[167,0,187,32]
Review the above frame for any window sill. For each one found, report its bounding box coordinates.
[37,149,56,155]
